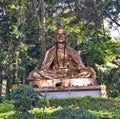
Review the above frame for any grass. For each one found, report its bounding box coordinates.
[0,96,120,119]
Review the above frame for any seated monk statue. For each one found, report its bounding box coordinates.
[28,27,97,88]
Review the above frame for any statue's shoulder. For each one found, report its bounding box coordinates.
[46,45,56,53]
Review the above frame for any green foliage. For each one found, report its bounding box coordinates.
[13,112,34,119]
[37,96,120,115]
[93,110,120,119]
[80,36,116,67]
[0,96,5,103]
[11,84,40,112]
[0,96,120,119]
[0,100,14,113]
[48,108,99,119]
[107,66,120,97]
[0,0,120,100]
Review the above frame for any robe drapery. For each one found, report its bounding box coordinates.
[28,45,96,80]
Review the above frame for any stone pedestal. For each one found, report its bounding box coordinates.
[34,85,107,98]
[28,78,98,88]
[28,78,107,98]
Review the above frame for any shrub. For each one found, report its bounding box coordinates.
[48,107,99,119]
[0,100,14,113]
[0,96,5,103]
[11,84,40,112]
[11,84,40,119]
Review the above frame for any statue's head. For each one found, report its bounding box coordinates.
[55,27,67,43]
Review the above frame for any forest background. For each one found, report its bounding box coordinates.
[0,0,120,97]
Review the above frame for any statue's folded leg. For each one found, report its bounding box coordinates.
[77,67,96,79]
[32,71,42,79]
[28,69,42,79]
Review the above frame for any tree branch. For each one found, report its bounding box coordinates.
[104,10,120,26]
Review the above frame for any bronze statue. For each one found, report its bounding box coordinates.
[28,27,97,88]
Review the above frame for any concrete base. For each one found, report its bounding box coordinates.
[34,85,107,98]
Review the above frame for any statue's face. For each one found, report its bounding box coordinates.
[56,29,66,43]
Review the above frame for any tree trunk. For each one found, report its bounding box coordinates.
[39,0,46,60]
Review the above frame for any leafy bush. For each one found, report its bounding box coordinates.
[0,100,14,113]
[10,84,40,119]
[11,84,40,112]
[36,96,120,116]
[0,96,5,103]
[93,111,120,119]
[0,96,120,119]
[47,107,99,119]
[105,67,120,98]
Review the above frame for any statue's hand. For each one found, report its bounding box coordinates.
[32,70,41,79]
[77,72,91,78]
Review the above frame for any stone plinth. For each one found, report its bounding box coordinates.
[28,78,107,98]
[34,85,107,98]
[28,78,98,88]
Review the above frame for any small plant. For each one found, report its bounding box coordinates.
[11,84,40,119]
